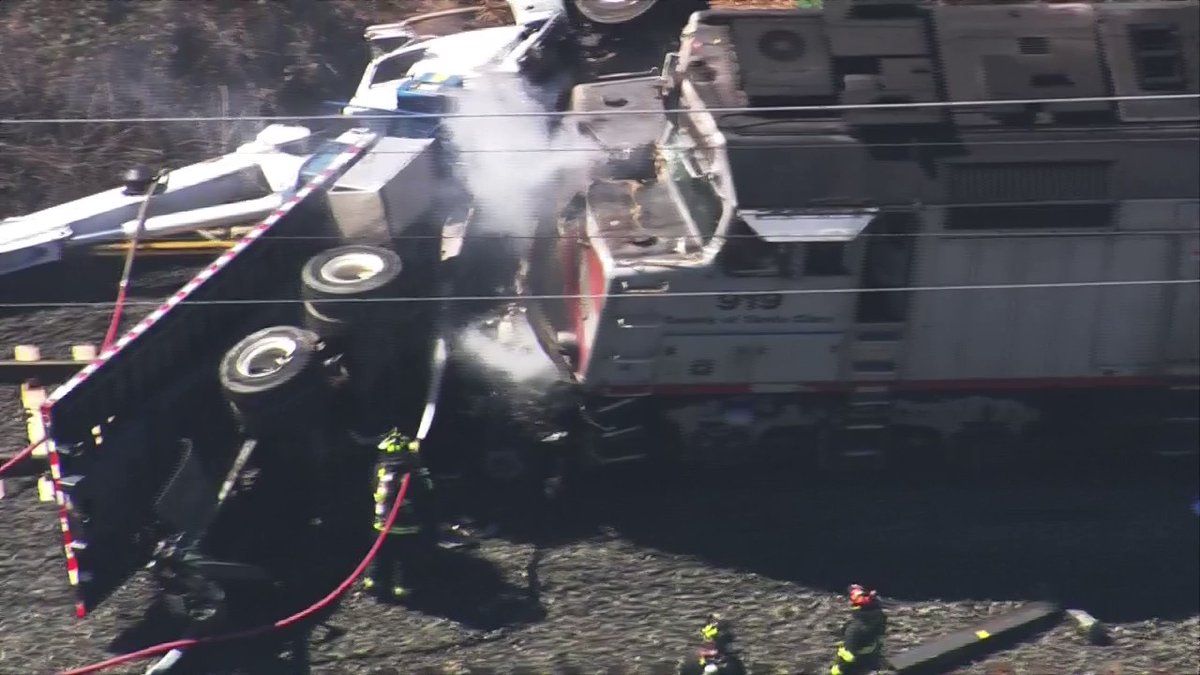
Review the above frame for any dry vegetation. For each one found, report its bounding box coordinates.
[0,1,507,214]
[0,0,791,215]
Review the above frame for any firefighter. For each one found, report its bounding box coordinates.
[830,584,888,675]
[701,613,736,656]
[695,613,744,675]
[363,428,436,602]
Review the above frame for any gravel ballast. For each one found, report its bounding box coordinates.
[0,260,1197,675]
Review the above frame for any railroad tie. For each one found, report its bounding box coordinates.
[5,344,96,502]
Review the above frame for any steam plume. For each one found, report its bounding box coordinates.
[442,75,604,261]
[441,75,594,424]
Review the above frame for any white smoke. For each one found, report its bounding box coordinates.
[441,73,601,399]
[442,75,605,260]
[458,322,560,387]
[456,318,577,436]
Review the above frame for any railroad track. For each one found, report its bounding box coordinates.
[0,343,97,385]
[1,343,96,497]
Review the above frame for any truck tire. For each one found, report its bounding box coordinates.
[300,245,404,325]
[302,300,348,342]
[218,326,326,434]
[569,0,663,25]
[565,0,708,79]
[567,1,707,28]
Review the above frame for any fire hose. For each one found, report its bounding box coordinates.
[100,168,166,353]
[57,472,412,675]
[0,438,45,477]
[1,171,161,479]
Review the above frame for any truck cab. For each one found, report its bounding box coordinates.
[344,11,575,122]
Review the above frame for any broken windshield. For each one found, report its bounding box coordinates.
[661,125,723,242]
[370,48,428,86]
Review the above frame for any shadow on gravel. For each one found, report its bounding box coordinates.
[103,456,541,674]
[402,546,546,631]
[560,461,1200,624]
[109,600,315,675]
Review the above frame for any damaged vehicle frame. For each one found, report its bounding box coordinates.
[35,0,712,625]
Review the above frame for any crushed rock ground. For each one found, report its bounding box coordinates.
[1,260,1197,675]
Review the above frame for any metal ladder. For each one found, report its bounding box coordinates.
[583,278,669,466]
[830,326,903,468]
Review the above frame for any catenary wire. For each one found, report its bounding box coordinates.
[2,278,1196,310]
[188,228,1200,242]
[1,93,1196,124]
[61,190,1200,243]
[70,135,1200,154]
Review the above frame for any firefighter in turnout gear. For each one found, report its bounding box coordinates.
[693,614,745,675]
[701,614,735,656]
[364,429,435,602]
[830,585,888,675]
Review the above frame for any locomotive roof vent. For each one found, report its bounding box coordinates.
[932,3,1113,126]
[758,30,806,62]
[729,15,836,104]
[1097,1,1199,122]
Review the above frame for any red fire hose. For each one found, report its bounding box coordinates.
[0,438,45,477]
[57,473,412,675]
[100,170,162,353]
[1,172,152,479]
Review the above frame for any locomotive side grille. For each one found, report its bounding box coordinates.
[949,161,1112,205]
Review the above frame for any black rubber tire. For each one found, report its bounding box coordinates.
[565,0,709,79]
[218,326,325,434]
[566,1,708,31]
[302,300,348,342]
[300,245,404,325]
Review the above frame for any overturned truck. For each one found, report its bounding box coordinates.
[35,0,714,621]
[32,0,1200,631]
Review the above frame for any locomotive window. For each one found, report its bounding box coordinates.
[720,217,791,277]
[1129,24,1186,92]
[663,127,723,240]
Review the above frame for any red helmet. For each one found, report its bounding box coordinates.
[848,584,878,608]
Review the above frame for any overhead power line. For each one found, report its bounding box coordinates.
[157,226,1200,242]
[88,134,1198,154]
[0,93,1196,124]
[2,278,1195,310]
[49,194,1200,243]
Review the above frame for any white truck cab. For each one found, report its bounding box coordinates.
[344,2,573,117]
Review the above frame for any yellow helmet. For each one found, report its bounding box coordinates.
[700,614,723,642]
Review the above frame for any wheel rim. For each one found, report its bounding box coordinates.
[320,252,386,284]
[572,0,660,25]
[236,336,298,378]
